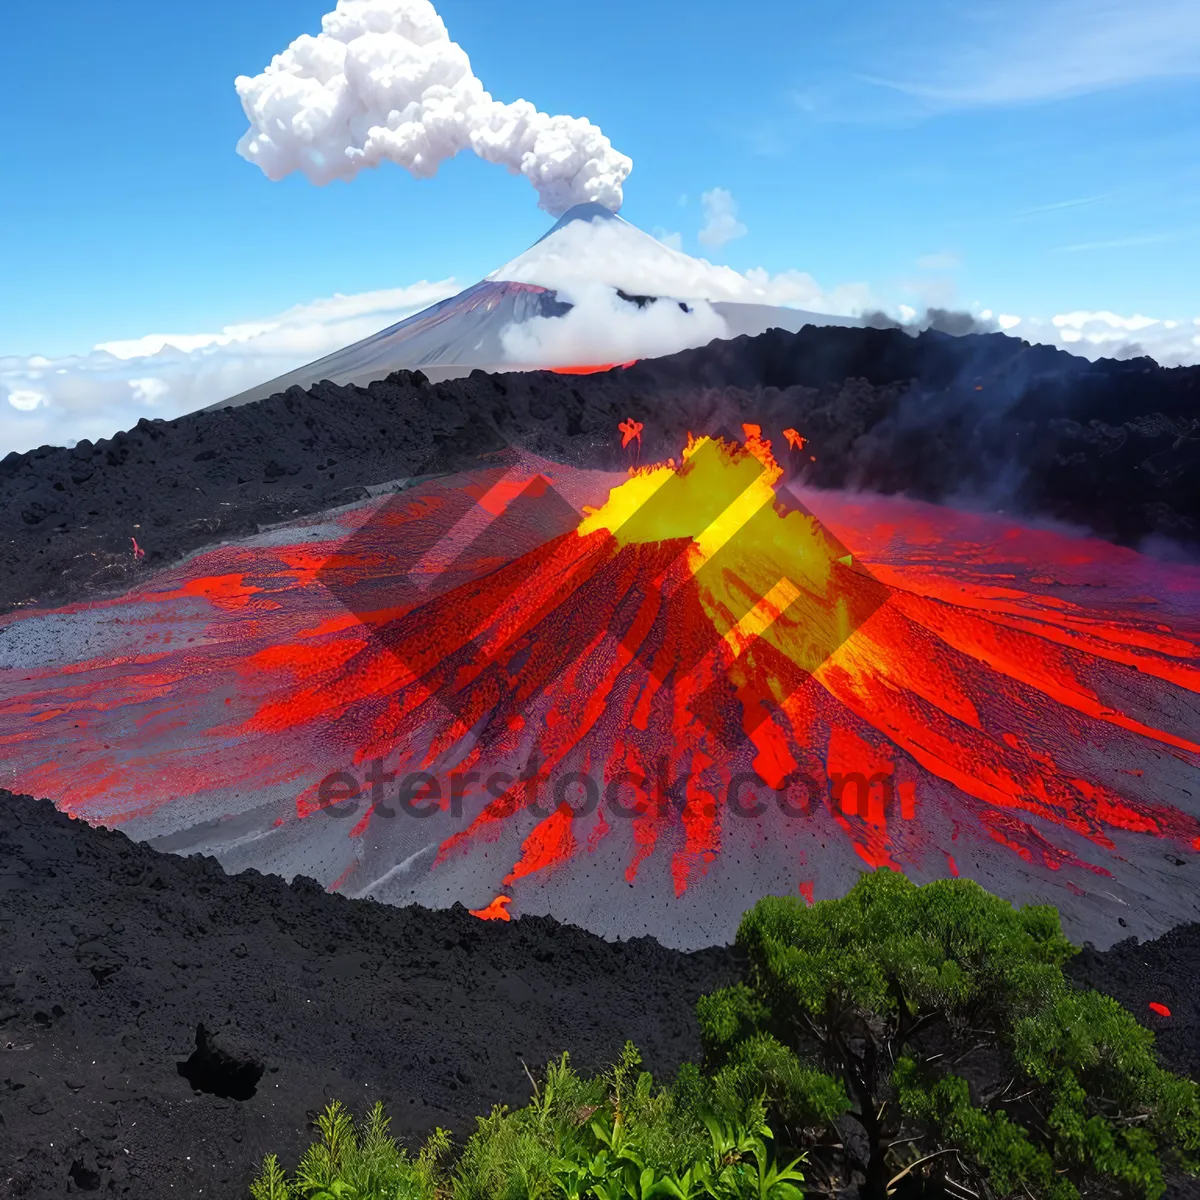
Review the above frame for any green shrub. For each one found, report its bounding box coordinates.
[249,1100,449,1200]
[698,870,1200,1200]
[250,1043,805,1199]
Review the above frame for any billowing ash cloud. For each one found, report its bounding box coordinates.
[235,0,633,216]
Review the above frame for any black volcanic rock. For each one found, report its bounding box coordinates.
[1,325,1197,616]
[2,790,1199,1198]
[0,790,736,1197]
[177,1024,266,1101]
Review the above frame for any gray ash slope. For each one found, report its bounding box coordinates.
[2,789,1197,1200]
[2,324,1198,616]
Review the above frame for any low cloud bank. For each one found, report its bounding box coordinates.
[0,281,457,457]
[865,306,1200,366]
[4,269,1199,459]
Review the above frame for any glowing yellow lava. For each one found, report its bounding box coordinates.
[576,426,866,679]
[575,462,676,540]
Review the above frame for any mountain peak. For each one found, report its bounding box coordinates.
[534,202,626,246]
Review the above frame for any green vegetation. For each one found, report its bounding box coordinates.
[251,872,1200,1200]
[699,871,1200,1200]
[250,1043,804,1199]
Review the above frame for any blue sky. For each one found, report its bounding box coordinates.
[0,0,1197,455]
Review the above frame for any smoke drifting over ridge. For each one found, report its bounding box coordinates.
[235,0,633,216]
[863,308,1002,336]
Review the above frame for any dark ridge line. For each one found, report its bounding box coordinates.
[1,323,1197,617]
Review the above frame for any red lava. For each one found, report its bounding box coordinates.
[469,895,513,921]
[1,429,1197,935]
[551,361,638,375]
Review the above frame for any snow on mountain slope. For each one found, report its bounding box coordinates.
[213,205,862,409]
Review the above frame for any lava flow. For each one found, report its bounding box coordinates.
[1,428,1198,949]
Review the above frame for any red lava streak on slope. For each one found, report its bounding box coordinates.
[552,361,638,375]
[504,804,578,885]
[0,433,1198,934]
[469,895,513,921]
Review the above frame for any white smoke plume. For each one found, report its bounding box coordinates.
[235,0,633,216]
[499,283,729,368]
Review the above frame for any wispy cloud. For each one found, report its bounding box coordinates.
[698,188,749,250]
[898,275,959,310]
[725,118,794,157]
[1015,193,1116,217]
[1052,233,1173,252]
[861,0,1200,110]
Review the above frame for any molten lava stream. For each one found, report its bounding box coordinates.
[0,431,1197,948]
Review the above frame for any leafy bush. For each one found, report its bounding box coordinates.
[250,1101,448,1200]
[250,1043,805,1199]
[698,870,1200,1200]
[251,872,1200,1200]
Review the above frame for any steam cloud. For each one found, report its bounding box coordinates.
[235,0,633,216]
[697,188,748,250]
[500,284,729,367]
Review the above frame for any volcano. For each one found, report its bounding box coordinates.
[212,203,862,408]
[2,425,1197,952]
